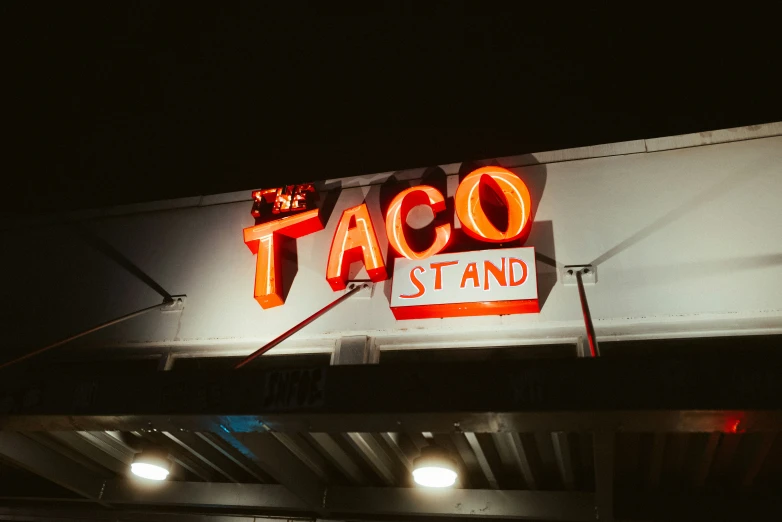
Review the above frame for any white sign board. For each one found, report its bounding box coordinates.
[390,246,539,319]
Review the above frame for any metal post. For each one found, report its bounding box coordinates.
[234,284,367,369]
[575,271,598,357]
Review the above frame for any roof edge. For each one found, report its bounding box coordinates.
[4,121,781,227]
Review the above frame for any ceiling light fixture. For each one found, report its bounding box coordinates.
[412,446,458,488]
[130,448,171,481]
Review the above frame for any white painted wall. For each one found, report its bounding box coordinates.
[2,124,781,360]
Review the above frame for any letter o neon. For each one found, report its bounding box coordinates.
[454,166,532,243]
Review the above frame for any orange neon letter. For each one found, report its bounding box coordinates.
[400,266,426,299]
[385,185,452,260]
[243,209,324,309]
[460,262,480,289]
[326,203,388,291]
[454,166,532,243]
[509,258,528,286]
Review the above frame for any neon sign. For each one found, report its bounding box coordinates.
[385,185,452,260]
[243,210,323,309]
[243,167,539,318]
[251,184,316,219]
[454,167,532,243]
[326,203,388,291]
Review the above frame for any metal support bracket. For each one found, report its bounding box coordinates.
[344,281,375,299]
[160,295,186,312]
[333,336,379,365]
[561,265,597,286]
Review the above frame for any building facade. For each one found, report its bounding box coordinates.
[1,122,782,521]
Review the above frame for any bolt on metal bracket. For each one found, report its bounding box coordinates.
[160,295,187,312]
[345,281,375,299]
[561,265,597,286]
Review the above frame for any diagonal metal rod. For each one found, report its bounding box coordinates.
[575,271,598,357]
[0,301,168,371]
[234,284,367,369]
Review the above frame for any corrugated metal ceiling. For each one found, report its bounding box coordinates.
[8,429,781,496]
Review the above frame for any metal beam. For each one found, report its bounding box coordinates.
[309,432,367,485]
[708,432,742,487]
[162,431,256,483]
[0,483,595,521]
[741,432,777,490]
[140,431,216,481]
[0,506,264,522]
[593,432,614,522]
[4,357,782,433]
[33,480,592,520]
[665,433,689,490]
[692,432,720,490]
[222,432,325,510]
[100,479,308,511]
[450,437,480,488]
[6,491,782,522]
[13,409,781,435]
[157,349,175,371]
[327,486,595,521]
[49,431,133,475]
[408,432,429,450]
[552,431,575,490]
[194,432,273,483]
[272,432,332,482]
[464,433,500,489]
[345,432,398,485]
[25,431,117,477]
[379,432,415,471]
[617,493,782,521]
[0,432,106,502]
[579,433,594,487]
[434,434,473,489]
[507,432,537,489]
[80,431,135,463]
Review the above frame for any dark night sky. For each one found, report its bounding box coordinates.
[3,4,780,215]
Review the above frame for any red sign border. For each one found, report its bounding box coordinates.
[391,298,540,320]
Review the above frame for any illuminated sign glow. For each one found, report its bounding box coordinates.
[385,185,452,260]
[243,209,323,309]
[245,166,540,318]
[454,166,532,243]
[326,203,388,291]
[251,184,316,219]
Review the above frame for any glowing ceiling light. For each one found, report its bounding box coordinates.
[412,446,458,488]
[131,449,171,481]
